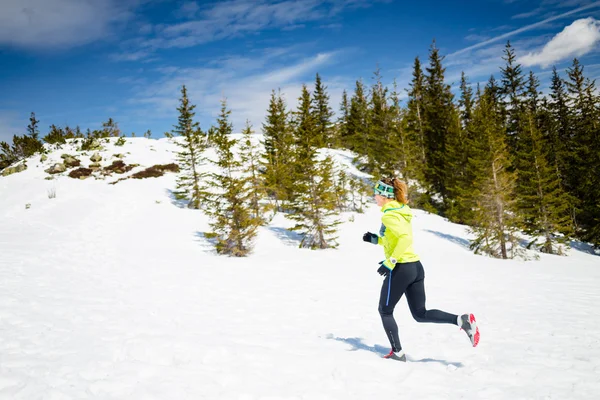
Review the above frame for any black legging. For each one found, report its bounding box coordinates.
[378,260,458,352]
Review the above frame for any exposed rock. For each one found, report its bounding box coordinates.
[63,156,81,168]
[89,162,102,170]
[2,163,27,177]
[2,163,27,176]
[45,163,66,174]
[40,154,48,162]
[90,152,103,162]
[112,153,125,159]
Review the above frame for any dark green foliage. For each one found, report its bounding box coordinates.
[43,124,67,145]
[239,120,270,223]
[422,41,461,211]
[515,72,574,254]
[171,85,210,209]
[468,80,522,259]
[445,72,476,224]
[206,100,261,257]
[0,112,45,169]
[565,59,600,245]
[286,155,342,249]
[403,56,427,177]
[312,73,334,148]
[260,90,295,204]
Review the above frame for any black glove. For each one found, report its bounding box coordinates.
[377,262,389,277]
[362,232,378,244]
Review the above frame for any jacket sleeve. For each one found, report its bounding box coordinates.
[379,213,412,268]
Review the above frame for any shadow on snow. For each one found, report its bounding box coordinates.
[325,334,464,368]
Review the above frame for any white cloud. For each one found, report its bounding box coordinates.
[130,50,348,132]
[0,0,141,49]
[449,1,600,57]
[519,17,600,67]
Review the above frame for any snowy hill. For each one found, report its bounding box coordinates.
[1,136,599,399]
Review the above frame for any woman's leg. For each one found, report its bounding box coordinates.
[405,261,458,324]
[378,264,417,352]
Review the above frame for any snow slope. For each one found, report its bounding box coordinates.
[1,137,599,399]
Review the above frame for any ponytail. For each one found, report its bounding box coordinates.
[381,177,408,204]
[391,178,408,204]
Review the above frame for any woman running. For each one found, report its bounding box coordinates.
[363,177,480,361]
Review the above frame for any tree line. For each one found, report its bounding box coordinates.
[2,40,599,258]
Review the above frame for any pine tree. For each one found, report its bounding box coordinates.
[500,41,525,154]
[422,40,461,211]
[287,155,342,249]
[43,124,67,145]
[261,89,295,204]
[0,112,44,167]
[368,67,395,175]
[547,67,572,190]
[292,84,318,166]
[445,72,476,224]
[205,100,261,256]
[468,78,522,259]
[390,79,417,181]
[337,90,351,149]
[346,79,370,159]
[312,73,334,148]
[172,85,210,209]
[565,59,600,245]
[239,120,270,223]
[403,56,427,180]
[515,71,573,254]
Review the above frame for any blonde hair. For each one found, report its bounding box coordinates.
[381,177,408,204]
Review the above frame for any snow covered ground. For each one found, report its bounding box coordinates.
[1,137,599,399]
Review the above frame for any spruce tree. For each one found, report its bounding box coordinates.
[565,59,600,245]
[368,67,394,175]
[346,79,370,159]
[205,100,261,256]
[422,40,461,211]
[390,79,417,181]
[445,72,476,224]
[239,120,270,223]
[337,90,351,149]
[261,89,295,204]
[515,72,573,253]
[547,67,572,189]
[292,84,318,165]
[403,56,427,180]
[500,41,525,154]
[287,155,341,249]
[43,124,67,145]
[172,85,210,209]
[468,78,522,259]
[312,73,334,148]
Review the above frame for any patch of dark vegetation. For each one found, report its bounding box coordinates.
[68,167,93,179]
[103,160,135,174]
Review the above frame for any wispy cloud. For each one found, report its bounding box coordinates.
[519,17,600,67]
[512,8,544,19]
[450,1,600,57]
[129,49,348,132]
[114,0,384,60]
[0,0,142,50]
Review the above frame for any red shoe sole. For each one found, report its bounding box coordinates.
[470,313,480,347]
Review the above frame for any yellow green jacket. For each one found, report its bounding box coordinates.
[377,201,420,270]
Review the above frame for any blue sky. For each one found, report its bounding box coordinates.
[2,0,600,141]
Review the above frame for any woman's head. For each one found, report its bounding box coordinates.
[373,177,408,206]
